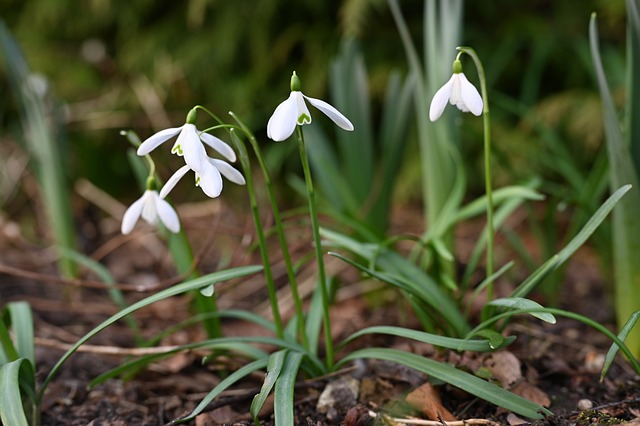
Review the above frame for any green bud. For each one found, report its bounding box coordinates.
[146,176,157,191]
[290,71,302,92]
[186,107,198,124]
[452,60,463,74]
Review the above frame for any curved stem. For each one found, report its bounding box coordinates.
[229,129,284,339]
[296,126,334,370]
[229,112,309,350]
[457,46,495,305]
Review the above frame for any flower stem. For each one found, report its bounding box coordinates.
[229,129,285,339]
[296,126,334,369]
[457,47,495,304]
[229,112,309,350]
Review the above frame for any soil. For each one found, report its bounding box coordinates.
[1,199,639,426]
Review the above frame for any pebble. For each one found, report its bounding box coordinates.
[578,399,593,410]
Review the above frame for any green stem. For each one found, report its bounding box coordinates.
[296,126,334,369]
[229,112,309,349]
[229,129,285,339]
[457,46,495,304]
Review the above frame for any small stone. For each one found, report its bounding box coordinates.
[578,399,593,410]
[316,376,360,420]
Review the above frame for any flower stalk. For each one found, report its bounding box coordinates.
[296,126,334,369]
[455,46,495,305]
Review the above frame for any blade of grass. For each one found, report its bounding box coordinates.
[601,310,640,380]
[175,358,269,422]
[36,265,262,404]
[0,358,35,426]
[6,302,34,365]
[251,350,287,424]
[591,12,640,357]
[273,351,303,426]
[340,326,515,352]
[511,184,631,298]
[337,348,549,419]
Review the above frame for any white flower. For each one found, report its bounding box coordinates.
[121,190,180,234]
[267,72,354,142]
[429,61,483,122]
[160,157,246,199]
[137,110,237,173]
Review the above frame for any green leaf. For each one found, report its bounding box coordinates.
[89,340,269,388]
[274,351,303,426]
[176,358,269,422]
[337,348,549,419]
[37,265,262,404]
[0,358,35,426]
[251,350,287,423]
[601,310,640,381]
[473,329,506,350]
[341,326,515,352]
[7,302,34,365]
[511,185,631,298]
[591,11,640,357]
[488,298,556,324]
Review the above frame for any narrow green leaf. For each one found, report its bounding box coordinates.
[7,302,34,365]
[601,310,640,381]
[90,340,270,388]
[591,11,640,357]
[251,350,287,423]
[176,358,268,422]
[0,359,33,426]
[512,185,631,298]
[341,326,515,352]
[37,265,262,403]
[274,351,303,426]
[488,298,556,324]
[337,348,549,419]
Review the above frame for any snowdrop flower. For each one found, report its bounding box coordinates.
[160,157,246,199]
[267,71,354,141]
[429,60,483,122]
[121,179,180,234]
[137,108,237,173]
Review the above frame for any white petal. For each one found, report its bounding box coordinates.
[155,196,181,233]
[200,132,237,162]
[209,158,246,185]
[121,196,145,234]
[267,92,299,141]
[140,191,159,224]
[449,74,465,110]
[458,73,483,116]
[159,165,191,199]
[304,95,354,131]
[429,75,455,122]
[176,124,207,172]
[196,162,223,198]
[294,92,312,125]
[137,126,183,156]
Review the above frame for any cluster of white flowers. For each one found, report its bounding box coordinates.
[122,71,355,236]
[121,109,246,234]
[121,61,481,235]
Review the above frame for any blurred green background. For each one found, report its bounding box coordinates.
[0,0,628,201]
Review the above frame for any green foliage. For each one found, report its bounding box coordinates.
[590,4,640,357]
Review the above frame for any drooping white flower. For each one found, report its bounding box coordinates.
[121,188,180,234]
[267,72,354,142]
[429,60,483,122]
[137,108,237,173]
[160,156,246,199]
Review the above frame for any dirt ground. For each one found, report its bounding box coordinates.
[1,199,639,425]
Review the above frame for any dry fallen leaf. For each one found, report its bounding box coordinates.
[405,382,457,421]
[512,381,551,407]
[484,351,522,388]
